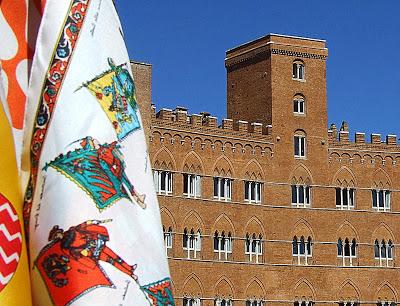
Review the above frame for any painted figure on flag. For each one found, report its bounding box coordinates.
[43,136,146,210]
[77,58,141,141]
[35,219,139,305]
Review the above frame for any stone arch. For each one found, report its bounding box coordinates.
[372,168,392,189]
[214,275,235,298]
[332,166,356,187]
[243,159,265,181]
[352,154,362,164]
[372,222,395,243]
[293,278,316,301]
[153,147,176,170]
[213,155,235,177]
[213,213,235,236]
[182,273,204,297]
[375,281,398,303]
[292,218,315,239]
[385,155,394,166]
[337,220,360,242]
[290,163,313,184]
[181,151,204,174]
[244,216,266,238]
[337,280,361,302]
[330,152,341,163]
[160,206,177,230]
[245,277,267,299]
[182,210,205,233]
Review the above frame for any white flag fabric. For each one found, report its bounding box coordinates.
[22,1,173,305]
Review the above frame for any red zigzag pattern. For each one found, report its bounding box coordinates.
[0,195,22,292]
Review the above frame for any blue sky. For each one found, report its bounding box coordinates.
[116,1,400,138]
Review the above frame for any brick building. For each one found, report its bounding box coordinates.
[132,34,400,306]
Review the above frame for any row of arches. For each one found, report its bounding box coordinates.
[161,208,397,244]
[177,274,399,303]
[151,131,273,158]
[330,152,400,167]
[153,147,395,189]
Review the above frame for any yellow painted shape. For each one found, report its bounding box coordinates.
[0,102,32,305]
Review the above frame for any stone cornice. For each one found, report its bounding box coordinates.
[225,47,327,67]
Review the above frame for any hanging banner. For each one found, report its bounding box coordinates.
[22,0,174,305]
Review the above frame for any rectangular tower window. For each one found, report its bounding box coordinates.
[293,99,305,114]
[294,135,306,158]
[153,170,173,195]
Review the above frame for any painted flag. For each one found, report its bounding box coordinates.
[22,1,174,305]
[0,68,32,305]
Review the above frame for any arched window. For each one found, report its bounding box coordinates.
[163,226,173,256]
[184,297,201,306]
[338,237,357,266]
[183,228,201,259]
[294,301,314,306]
[214,231,233,260]
[183,228,188,248]
[183,173,202,198]
[294,130,306,158]
[337,238,343,256]
[293,235,312,265]
[292,60,305,80]
[374,238,394,267]
[293,95,305,115]
[214,299,232,306]
[293,236,298,255]
[246,300,264,306]
[153,170,173,195]
[245,233,263,263]
[374,239,380,258]
[372,189,391,211]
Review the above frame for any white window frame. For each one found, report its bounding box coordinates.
[246,300,264,306]
[183,173,202,198]
[214,298,232,306]
[293,98,305,115]
[377,302,396,306]
[374,239,394,267]
[292,61,305,81]
[245,234,263,263]
[372,189,391,211]
[183,297,201,306]
[294,135,306,158]
[337,238,357,267]
[339,302,360,306]
[214,177,232,201]
[183,229,201,259]
[336,187,355,210]
[244,181,262,204]
[153,170,173,195]
[163,227,173,256]
[291,184,311,207]
[294,301,314,306]
[292,236,312,265]
[214,233,233,261]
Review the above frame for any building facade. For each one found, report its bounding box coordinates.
[132,34,400,306]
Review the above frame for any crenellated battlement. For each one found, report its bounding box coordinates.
[328,122,398,148]
[151,105,272,136]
